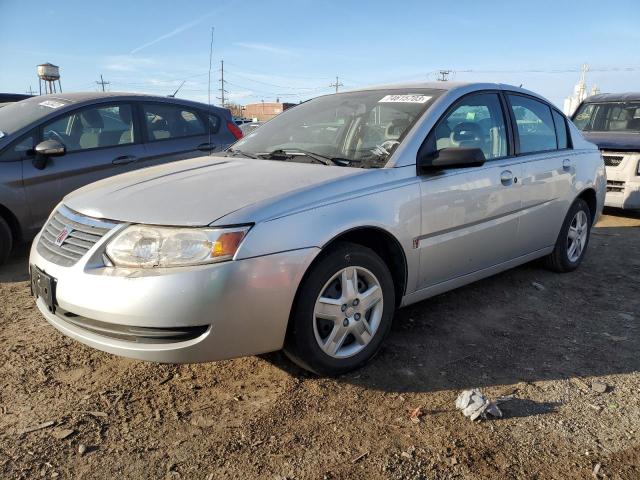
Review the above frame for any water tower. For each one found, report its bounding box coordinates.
[37,63,62,95]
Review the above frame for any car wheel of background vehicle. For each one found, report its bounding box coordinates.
[0,216,13,265]
[284,241,395,376]
[544,198,591,273]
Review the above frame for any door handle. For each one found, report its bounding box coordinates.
[500,170,514,186]
[563,159,572,171]
[112,155,137,165]
[197,143,216,152]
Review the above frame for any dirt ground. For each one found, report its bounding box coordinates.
[0,209,638,479]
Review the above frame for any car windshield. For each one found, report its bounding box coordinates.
[230,89,442,167]
[0,96,72,136]
[572,101,640,132]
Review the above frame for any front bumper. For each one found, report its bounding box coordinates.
[604,179,640,209]
[30,236,319,363]
[603,154,640,210]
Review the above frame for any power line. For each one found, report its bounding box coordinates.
[95,74,110,92]
[329,75,343,93]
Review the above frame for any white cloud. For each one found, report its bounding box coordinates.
[235,42,298,56]
[104,55,157,72]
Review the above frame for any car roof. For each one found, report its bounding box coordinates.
[342,81,551,103]
[19,91,228,112]
[582,92,640,103]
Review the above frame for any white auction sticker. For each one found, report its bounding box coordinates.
[378,94,431,104]
[39,100,66,109]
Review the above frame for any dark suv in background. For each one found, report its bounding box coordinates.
[572,92,640,211]
[0,92,242,263]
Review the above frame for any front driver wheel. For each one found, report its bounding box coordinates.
[284,242,395,376]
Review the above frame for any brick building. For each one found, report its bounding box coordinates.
[243,101,295,121]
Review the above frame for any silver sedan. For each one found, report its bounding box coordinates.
[29,82,606,375]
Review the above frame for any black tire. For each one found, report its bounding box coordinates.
[544,198,592,273]
[0,216,12,266]
[284,242,395,376]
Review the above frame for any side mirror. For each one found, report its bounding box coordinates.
[32,139,66,170]
[35,139,66,157]
[418,147,486,172]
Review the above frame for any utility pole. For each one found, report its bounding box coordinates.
[217,59,228,107]
[95,74,110,92]
[437,70,451,82]
[26,85,36,95]
[329,75,343,93]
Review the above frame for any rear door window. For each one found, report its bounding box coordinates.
[142,104,206,141]
[508,95,557,154]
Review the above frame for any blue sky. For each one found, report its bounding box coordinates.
[1,0,639,108]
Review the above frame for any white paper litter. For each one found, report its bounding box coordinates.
[455,388,502,421]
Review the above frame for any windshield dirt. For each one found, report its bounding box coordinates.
[573,101,640,132]
[229,89,442,168]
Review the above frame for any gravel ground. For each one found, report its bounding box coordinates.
[0,210,638,479]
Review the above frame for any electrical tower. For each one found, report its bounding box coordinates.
[330,75,343,93]
[437,70,451,81]
[217,59,228,107]
[95,74,110,92]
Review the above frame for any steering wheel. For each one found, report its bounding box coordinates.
[47,130,66,144]
[450,122,485,149]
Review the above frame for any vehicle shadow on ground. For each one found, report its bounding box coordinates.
[266,222,639,396]
[0,243,30,284]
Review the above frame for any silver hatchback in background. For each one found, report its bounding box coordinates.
[30,82,605,375]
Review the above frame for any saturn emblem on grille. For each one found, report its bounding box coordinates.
[55,225,73,246]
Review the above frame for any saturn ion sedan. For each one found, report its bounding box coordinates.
[29,82,605,375]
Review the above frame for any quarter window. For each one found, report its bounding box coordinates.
[431,93,508,160]
[0,132,35,162]
[142,104,206,141]
[41,104,135,152]
[508,95,557,154]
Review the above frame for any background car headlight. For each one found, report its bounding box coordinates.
[106,225,250,268]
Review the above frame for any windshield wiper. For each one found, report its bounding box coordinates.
[259,148,353,166]
[225,147,258,159]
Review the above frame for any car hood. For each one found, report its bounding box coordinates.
[63,155,361,226]
[581,131,640,151]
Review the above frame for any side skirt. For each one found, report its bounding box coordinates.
[400,246,554,307]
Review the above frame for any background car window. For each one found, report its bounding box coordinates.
[0,132,35,162]
[573,102,640,132]
[572,103,595,130]
[42,104,134,152]
[508,95,557,153]
[552,110,569,149]
[432,93,507,160]
[143,104,206,141]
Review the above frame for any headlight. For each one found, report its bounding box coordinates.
[105,225,250,268]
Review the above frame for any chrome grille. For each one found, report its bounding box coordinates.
[606,180,625,193]
[37,206,117,267]
[603,155,624,167]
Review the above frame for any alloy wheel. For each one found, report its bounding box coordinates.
[313,266,384,358]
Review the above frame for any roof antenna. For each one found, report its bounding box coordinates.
[168,80,186,98]
[207,27,215,155]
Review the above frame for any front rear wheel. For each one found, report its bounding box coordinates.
[544,198,592,272]
[284,242,395,376]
